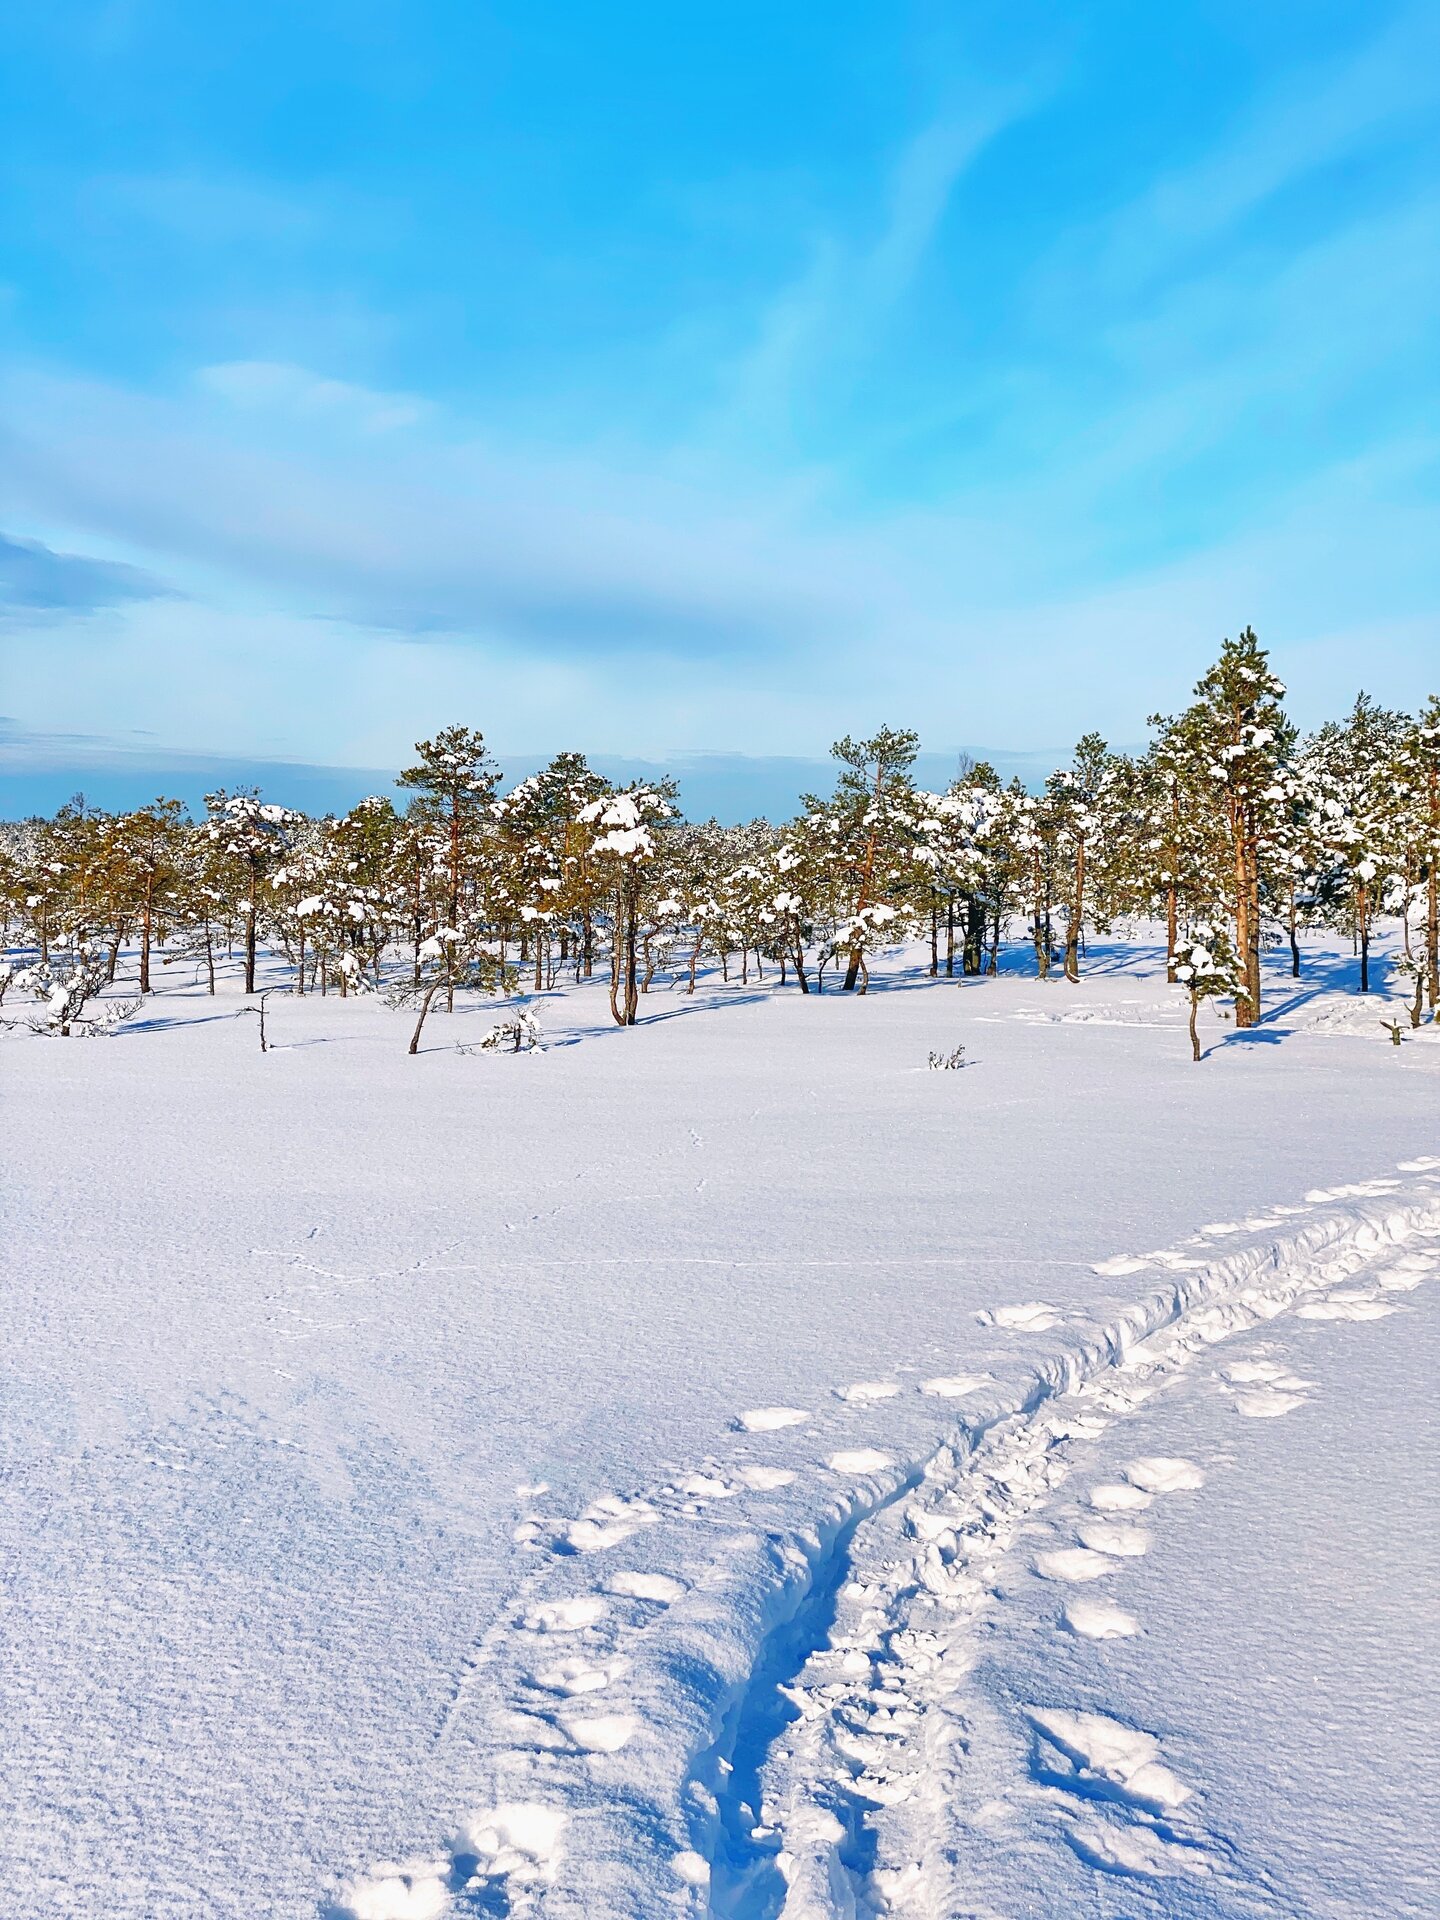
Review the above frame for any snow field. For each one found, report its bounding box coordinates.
[334,1169,1440,1918]
[4,933,1437,1919]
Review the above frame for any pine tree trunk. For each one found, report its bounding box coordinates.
[1189,993,1201,1063]
[1064,839,1084,982]
[140,878,154,994]
[244,871,258,996]
[408,978,443,1055]
[1427,764,1439,1010]
[624,893,639,1024]
[1231,805,1260,1028]
[1358,889,1370,994]
[1165,775,1180,984]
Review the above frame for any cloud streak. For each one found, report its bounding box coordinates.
[0,530,175,622]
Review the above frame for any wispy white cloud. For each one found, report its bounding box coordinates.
[196,361,427,433]
[721,92,1036,440]
[1045,2,1440,303]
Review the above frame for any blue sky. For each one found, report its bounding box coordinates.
[2,1,1437,818]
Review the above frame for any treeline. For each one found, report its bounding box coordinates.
[2,630,1437,1039]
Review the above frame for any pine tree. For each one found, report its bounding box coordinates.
[1303,693,1407,994]
[1396,695,1440,1011]
[1177,630,1291,1027]
[577,786,674,1026]
[815,728,921,992]
[204,790,298,994]
[1047,732,1119,982]
[111,799,189,994]
[397,726,500,930]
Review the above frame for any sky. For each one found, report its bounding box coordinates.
[2,1,1437,820]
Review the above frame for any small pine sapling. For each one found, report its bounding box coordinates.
[9,946,140,1036]
[474,1007,545,1054]
[241,986,279,1052]
[388,928,516,1054]
[927,1044,967,1070]
[1173,924,1247,1062]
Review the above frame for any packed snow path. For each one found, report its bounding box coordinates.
[335,1166,1440,1919]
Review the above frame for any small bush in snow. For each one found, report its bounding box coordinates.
[471,1008,545,1055]
[928,1044,967,1070]
[7,947,139,1037]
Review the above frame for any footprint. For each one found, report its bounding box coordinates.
[1223,1360,1310,1394]
[458,1804,567,1880]
[564,1496,659,1552]
[1295,1292,1395,1321]
[1124,1457,1204,1494]
[1035,1546,1114,1582]
[837,1380,900,1402]
[978,1302,1061,1333]
[564,1712,637,1753]
[1027,1707,1191,1811]
[526,1596,607,1634]
[826,1448,894,1474]
[607,1571,685,1605]
[736,1464,796,1491]
[681,1472,736,1499]
[532,1655,627,1696]
[1088,1483,1153,1513]
[1232,1388,1307,1418]
[565,1518,638,1552]
[1065,1818,1213,1878]
[1076,1520,1150,1558]
[333,1859,451,1918]
[918,1373,992,1398]
[737,1406,808,1431]
[1063,1596,1141,1640]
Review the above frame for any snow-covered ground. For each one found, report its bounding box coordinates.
[2,936,1436,1918]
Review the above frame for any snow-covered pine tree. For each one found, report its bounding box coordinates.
[397,726,500,933]
[1395,695,1440,1013]
[1047,732,1121,982]
[110,799,189,994]
[814,728,921,993]
[577,786,674,1026]
[1301,692,1407,995]
[1175,630,1292,1026]
[204,790,298,994]
[1173,923,1245,1062]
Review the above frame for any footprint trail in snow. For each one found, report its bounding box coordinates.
[329,1164,1440,1920]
